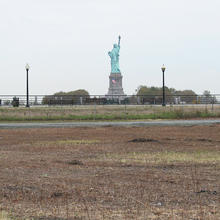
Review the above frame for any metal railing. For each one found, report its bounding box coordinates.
[0,94,219,107]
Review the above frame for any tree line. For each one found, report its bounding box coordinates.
[42,87,217,105]
[136,86,217,104]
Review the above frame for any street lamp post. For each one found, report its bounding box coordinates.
[25,64,30,108]
[161,64,166,106]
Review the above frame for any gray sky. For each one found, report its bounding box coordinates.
[0,0,220,95]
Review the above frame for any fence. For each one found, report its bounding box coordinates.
[0,94,219,107]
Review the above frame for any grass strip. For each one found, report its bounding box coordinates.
[0,110,219,121]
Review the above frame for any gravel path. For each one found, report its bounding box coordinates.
[0,119,220,129]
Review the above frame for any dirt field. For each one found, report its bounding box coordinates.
[0,125,220,219]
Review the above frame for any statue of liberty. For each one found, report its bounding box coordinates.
[108,36,121,73]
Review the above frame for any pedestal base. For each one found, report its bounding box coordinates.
[106,73,125,100]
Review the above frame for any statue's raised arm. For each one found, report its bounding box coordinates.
[118,35,121,47]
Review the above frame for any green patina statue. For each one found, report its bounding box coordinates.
[108,36,121,73]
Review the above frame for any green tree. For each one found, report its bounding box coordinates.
[42,89,89,105]
[135,86,197,104]
[54,89,89,96]
[136,86,175,104]
[174,90,197,103]
[199,90,217,104]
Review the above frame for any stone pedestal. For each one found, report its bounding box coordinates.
[107,73,125,99]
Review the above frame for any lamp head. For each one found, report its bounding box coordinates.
[161,64,166,72]
[25,64,30,71]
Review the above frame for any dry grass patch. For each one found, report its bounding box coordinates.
[103,150,220,164]
[56,139,100,145]
[0,211,16,220]
[38,139,100,146]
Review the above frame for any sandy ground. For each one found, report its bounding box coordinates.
[0,125,220,219]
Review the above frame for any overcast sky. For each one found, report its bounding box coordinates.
[0,0,220,95]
